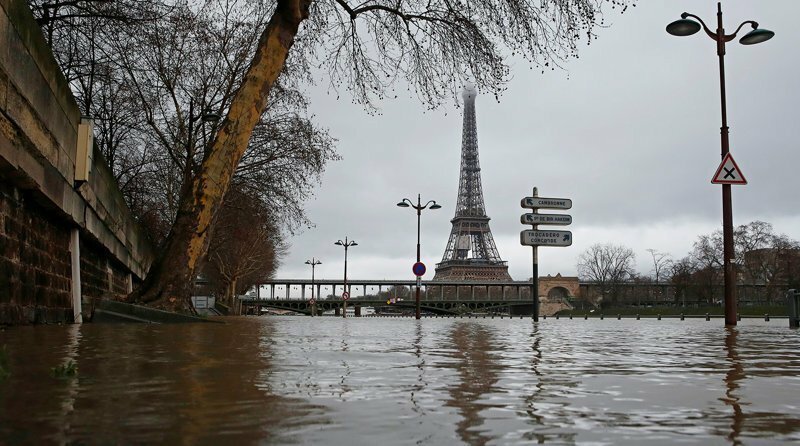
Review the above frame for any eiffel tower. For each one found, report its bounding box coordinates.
[433,84,511,281]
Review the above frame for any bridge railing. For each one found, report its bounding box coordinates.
[249,280,540,302]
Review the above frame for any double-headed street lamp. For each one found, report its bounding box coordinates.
[397,194,441,319]
[334,237,357,318]
[667,2,773,327]
[305,258,321,317]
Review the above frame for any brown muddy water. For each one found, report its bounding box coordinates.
[1,316,799,445]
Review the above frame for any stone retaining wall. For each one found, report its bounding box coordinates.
[0,0,153,324]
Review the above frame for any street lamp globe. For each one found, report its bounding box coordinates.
[396,201,410,208]
[666,18,701,37]
[201,107,221,122]
[430,202,442,210]
[740,28,774,45]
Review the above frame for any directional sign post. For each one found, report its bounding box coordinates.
[521,188,573,322]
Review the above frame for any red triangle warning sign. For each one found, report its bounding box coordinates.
[711,153,747,185]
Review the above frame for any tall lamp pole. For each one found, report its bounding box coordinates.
[397,194,441,319]
[305,258,321,317]
[667,2,773,327]
[186,99,221,153]
[335,238,357,318]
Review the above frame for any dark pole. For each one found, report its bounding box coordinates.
[398,194,440,320]
[335,238,357,318]
[531,187,539,321]
[311,262,315,317]
[714,3,737,327]
[306,258,320,317]
[668,2,773,326]
[415,194,422,320]
[187,99,195,154]
[343,241,348,319]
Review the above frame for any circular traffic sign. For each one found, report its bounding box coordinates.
[342,291,350,300]
[309,298,316,305]
[412,262,426,277]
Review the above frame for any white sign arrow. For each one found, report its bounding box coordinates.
[521,213,572,225]
[520,230,573,247]
[521,197,572,209]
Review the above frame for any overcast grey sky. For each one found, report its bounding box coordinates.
[276,0,800,283]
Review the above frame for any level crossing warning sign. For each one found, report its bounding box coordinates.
[711,153,747,185]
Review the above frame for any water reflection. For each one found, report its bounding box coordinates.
[0,318,324,444]
[410,322,426,415]
[722,328,744,445]
[444,322,502,445]
[3,318,800,444]
[711,326,800,443]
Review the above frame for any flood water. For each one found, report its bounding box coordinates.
[2,316,800,445]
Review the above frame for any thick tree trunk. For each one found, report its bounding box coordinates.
[129,0,312,312]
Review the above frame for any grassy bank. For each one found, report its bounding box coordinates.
[556,305,787,317]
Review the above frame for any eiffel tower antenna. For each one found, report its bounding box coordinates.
[433,84,511,281]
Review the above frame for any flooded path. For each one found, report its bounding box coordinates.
[2,317,799,444]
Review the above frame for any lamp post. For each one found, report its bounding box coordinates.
[334,237,357,318]
[397,194,441,319]
[305,258,321,317]
[187,99,221,152]
[184,99,220,297]
[667,2,773,327]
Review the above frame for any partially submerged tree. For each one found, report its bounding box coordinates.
[576,243,635,307]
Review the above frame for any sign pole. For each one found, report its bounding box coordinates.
[531,187,539,321]
[520,189,572,321]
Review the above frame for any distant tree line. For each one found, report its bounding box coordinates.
[576,221,800,308]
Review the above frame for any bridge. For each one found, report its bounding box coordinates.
[240,279,572,316]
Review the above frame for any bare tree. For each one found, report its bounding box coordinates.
[670,256,696,307]
[741,230,800,304]
[689,231,724,304]
[577,243,636,308]
[203,187,287,310]
[646,249,672,283]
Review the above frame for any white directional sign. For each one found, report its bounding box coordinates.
[521,213,572,225]
[711,153,747,185]
[521,197,572,209]
[520,230,573,247]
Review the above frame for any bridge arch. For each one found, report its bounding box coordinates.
[547,286,570,300]
[539,274,580,299]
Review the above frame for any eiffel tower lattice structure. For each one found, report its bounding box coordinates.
[433,85,511,281]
